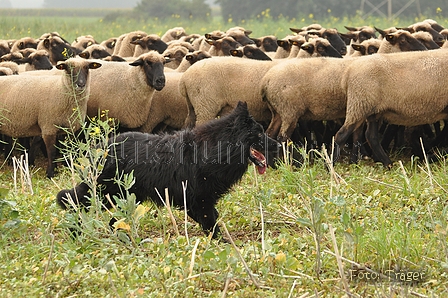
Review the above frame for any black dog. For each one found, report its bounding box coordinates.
[56,101,281,238]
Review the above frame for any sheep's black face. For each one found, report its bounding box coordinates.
[33,54,53,70]
[130,57,166,91]
[56,60,101,91]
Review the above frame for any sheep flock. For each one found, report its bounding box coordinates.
[1,19,448,176]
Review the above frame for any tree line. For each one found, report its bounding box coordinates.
[42,0,448,21]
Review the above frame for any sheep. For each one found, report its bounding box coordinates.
[17,49,53,72]
[375,26,398,39]
[207,36,242,56]
[0,58,101,177]
[163,45,190,69]
[166,40,195,52]
[10,37,38,52]
[334,50,448,167]
[179,33,202,45]
[294,28,347,56]
[377,30,427,53]
[230,44,272,60]
[1,49,53,72]
[78,44,110,60]
[174,50,211,72]
[131,34,168,56]
[161,27,187,43]
[271,35,296,59]
[0,67,13,76]
[113,30,147,57]
[192,30,226,52]
[0,40,10,57]
[180,57,280,128]
[342,26,377,55]
[37,35,75,65]
[0,61,19,74]
[86,51,166,129]
[260,57,355,144]
[0,51,23,63]
[350,38,382,57]
[139,50,211,133]
[99,37,117,55]
[71,35,97,52]
[287,35,307,58]
[225,28,255,46]
[403,21,445,46]
[296,37,342,58]
[251,35,278,52]
[412,31,440,50]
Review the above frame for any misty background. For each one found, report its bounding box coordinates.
[0,0,447,19]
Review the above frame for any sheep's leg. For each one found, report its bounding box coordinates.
[381,124,399,152]
[184,101,197,129]
[278,114,300,143]
[2,135,13,163]
[265,111,282,139]
[350,124,365,164]
[28,136,44,166]
[140,115,165,133]
[42,134,57,178]
[365,119,392,168]
[334,122,361,164]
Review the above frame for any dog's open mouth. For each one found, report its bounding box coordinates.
[250,147,267,174]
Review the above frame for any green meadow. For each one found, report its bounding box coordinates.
[0,9,447,297]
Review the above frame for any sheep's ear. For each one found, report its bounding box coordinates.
[251,38,261,47]
[375,27,387,38]
[130,39,144,46]
[236,101,248,111]
[16,57,32,64]
[230,49,242,57]
[55,62,67,70]
[43,38,51,49]
[385,34,396,43]
[351,44,363,52]
[290,27,302,34]
[89,62,102,69]
[78,52,89,59]
[129,58,143,66]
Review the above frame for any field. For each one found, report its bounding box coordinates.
[0,9,448,297]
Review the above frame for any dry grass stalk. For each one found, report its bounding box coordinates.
[12,153,33,194]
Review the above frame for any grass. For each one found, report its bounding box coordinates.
[1,143,447,297]
[0,9,447,297]
[0,8,445,43]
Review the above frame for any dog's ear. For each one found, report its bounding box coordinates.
[236,101,248,110]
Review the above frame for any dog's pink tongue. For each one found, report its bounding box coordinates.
[252,149,267,175]
[257,164,266,175]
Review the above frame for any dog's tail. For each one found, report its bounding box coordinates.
[56,182,90,210]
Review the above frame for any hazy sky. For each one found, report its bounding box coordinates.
[13,0,44,8]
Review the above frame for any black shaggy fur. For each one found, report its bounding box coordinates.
[56,102,280,238]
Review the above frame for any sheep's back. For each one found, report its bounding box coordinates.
[262,57,353,121]
[344,51,448,126]
[0,74,83,137]
[180,57,277,122]
[87,61,156,127]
